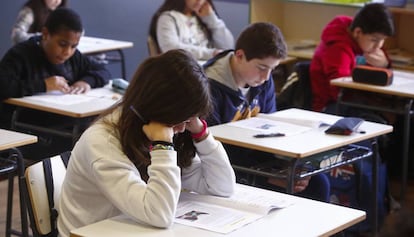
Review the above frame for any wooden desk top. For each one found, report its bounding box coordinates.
[3,86,121,118]
[0,129,37,151]
[286,39,316,60]
[288,48,314,60]
[331,70,414,99]
[78,36,133,55]
[209,108,393,158]
[70,184,365,237]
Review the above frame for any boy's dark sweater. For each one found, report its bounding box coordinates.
[0,36,111,99]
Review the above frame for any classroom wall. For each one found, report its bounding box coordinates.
[0,0,249,80]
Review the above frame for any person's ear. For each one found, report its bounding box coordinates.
[234,49,245,61]
[41,27,49,41]
[352,27,363,39]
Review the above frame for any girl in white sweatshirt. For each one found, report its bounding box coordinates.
[57,49,236,237]
[149,0,234,60]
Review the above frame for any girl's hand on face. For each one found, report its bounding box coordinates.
[143,121,174,143]
[196,1,213,17]
[185,117,203,134]
[364,49,389,68]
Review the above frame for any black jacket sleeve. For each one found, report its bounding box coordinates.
[70,51,111,88]
[0,46,46,99]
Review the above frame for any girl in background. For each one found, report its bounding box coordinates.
[11,0,67,44]
[149,0,234,60]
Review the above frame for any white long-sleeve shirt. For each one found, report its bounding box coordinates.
[156,10,234,60]
[11,6,41,45]
[57,112,235,237]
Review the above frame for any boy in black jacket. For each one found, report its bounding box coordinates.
[0,8,111,158]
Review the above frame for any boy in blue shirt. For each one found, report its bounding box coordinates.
[205,22,330,201]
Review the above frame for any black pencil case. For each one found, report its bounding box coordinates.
[352,65,393,86]
[325,117,364,135]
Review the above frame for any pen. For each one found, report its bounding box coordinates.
[253,133,285,138]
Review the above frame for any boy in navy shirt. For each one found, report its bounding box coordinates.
[205,22,330,201]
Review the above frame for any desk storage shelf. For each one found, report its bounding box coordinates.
[233,144,372,181]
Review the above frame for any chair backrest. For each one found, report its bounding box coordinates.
[24,154,68,236]
[147,36,161,56]
[276,60,312,110]
[294,61,312,110]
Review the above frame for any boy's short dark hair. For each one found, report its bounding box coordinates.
[350,3,394,36]
[235,22,287,61]
[44,8,83,35]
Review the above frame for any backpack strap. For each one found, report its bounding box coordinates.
[60,151,71,168]
[42,152,71,237]
[42,158,58,237]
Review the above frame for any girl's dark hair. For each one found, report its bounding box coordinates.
[101,49,212,181]
[148,0,218,48]
[25,0,68,33]
[44,7,83,34]
[350,3,394,36]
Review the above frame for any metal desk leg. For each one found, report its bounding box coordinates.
[8,148,29,237]
[401,99,413,202]
[371,139,379,237]
[117,49,126,79]
[286,159,300,194]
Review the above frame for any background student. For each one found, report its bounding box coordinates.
[309,3,395,234]
[149,0,234,60]
[0,8,110,159]
[11,0,68,45]
[310,3,394,114]
[57,49,236,237]
[204,22,330,202]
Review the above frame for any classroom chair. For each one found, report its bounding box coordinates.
[1,148,29,237]
[147,36,161,57]
[23,151,70,237]
[276,60,312,110]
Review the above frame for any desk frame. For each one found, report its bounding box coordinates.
[228,142,378,235]
[10,108,92,144]
[332,74,414,202]
[0,129,37,237]
[4,86,120,145]
[78,36,133,79]
[85,49,127,79]
[209,109,392,236]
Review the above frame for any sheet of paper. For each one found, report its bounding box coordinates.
[27,88,120,105]
[27,94,94,105]
[174,185,294,234]
[228,117,312,136]
[175,200,260,234]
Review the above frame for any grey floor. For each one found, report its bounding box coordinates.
[0,177,32,237]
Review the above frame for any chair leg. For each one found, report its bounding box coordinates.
[5,150,29,237]
[6,173,14,237]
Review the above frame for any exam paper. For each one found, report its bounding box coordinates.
[228,117,313,136]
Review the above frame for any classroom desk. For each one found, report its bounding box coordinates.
[3,85,121,143]
[77,36,134,79]
[331,70,414,201]
[286,40,316,60]
[69,184,366,237]
[0,129,38,151]
[0,129,37,237]
[209,108,393,235]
